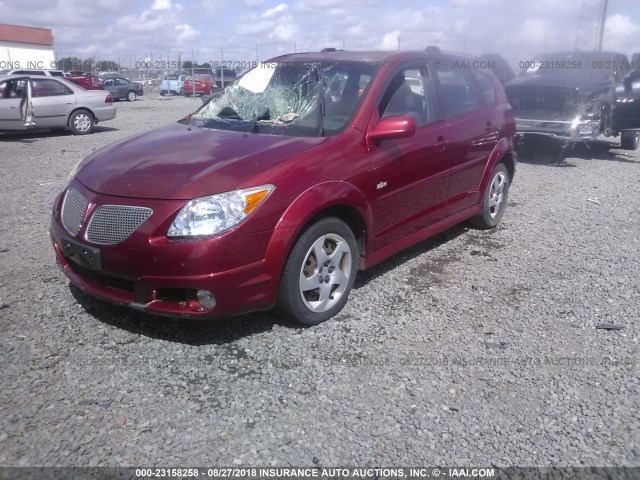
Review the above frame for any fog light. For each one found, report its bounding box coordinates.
[196,289,216,309]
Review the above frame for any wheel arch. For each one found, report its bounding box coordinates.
[67,107,96,127]
[479,137,516,190]
[264,182,372,290]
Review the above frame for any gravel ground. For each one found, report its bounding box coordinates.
[0,95,638,468]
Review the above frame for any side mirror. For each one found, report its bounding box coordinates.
[367,116,416,143]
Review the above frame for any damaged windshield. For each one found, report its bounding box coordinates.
[186,61,377,136]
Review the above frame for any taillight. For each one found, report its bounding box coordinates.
[105,95,113,103]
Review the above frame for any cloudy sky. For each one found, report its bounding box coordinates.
[3,0,640,69]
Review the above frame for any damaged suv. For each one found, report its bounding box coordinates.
[51,50,516,325]
[504,51,640,149]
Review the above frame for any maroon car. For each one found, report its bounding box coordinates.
[183,74,214,96]
[51,50,516,325]
[67,76,104,90]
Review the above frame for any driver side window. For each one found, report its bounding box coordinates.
[0,79,26,98]
[378,66,436,126]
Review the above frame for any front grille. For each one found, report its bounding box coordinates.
[86,205,152,245]
[61,188,88,236]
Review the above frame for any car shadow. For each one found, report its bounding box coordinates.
[516,136,639,165]
[0,126,119,140]
[68,222,484,343]
[68,284,298,346]
[354,223,470,288]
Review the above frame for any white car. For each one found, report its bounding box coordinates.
[0,75,116,135]
[0,68,68,77]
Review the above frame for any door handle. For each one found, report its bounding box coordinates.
[435,135,448,152]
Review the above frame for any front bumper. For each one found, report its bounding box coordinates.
[515,116,601,141]
[50,183,282,318]
[94,105,116,123]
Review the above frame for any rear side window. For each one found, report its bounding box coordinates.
[31,78,73,96]
[472,70,497,106]
[49,71,65,77]
[433,62,480,118]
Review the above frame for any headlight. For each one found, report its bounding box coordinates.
[167,185,274,237]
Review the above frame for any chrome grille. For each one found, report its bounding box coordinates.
[61,188,88,236]
[86,205,152,245]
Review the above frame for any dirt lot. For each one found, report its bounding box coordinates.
[0,96,638,468]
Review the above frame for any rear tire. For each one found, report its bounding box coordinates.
[68,109,94,135]
[469,163,510,229]
[160,90,166,96]
[621,130,639,150]
[278,218,357,326]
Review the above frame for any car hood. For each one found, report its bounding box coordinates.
[76,123,326,200]
[505,74,612,96]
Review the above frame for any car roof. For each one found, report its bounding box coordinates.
[0,75,88,92]
[0,74,32,80]
[269,49,479,65]
[0,74,67,80]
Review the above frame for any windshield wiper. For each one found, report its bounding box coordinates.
[249,109,271,133]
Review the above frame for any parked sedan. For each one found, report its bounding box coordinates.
[51,50,516,325]
[183,74,214,96]
[101,76,143,101]
[0,75,115,134]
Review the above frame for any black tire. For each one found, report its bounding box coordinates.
[621,130,639,150]
[68,109,94,135]
[278,217,357,326]
[468,163,510,229]
[160,90,166,96]
[178,88,184,95]
[126,90,137,102]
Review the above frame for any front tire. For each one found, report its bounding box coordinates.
[469,163,510,229]
[68,109,94,135]
[278,218,357,326]
[621,130,639,150]
[126,90,137,102]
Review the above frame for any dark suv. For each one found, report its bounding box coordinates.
[51,50,516,325]
[504,51,640,149]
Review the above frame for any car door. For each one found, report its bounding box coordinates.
[0,77,28,130]
[29,78,76,128]
[368,64,451,250]
[432,61,499,215]
[116,78,129,97]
